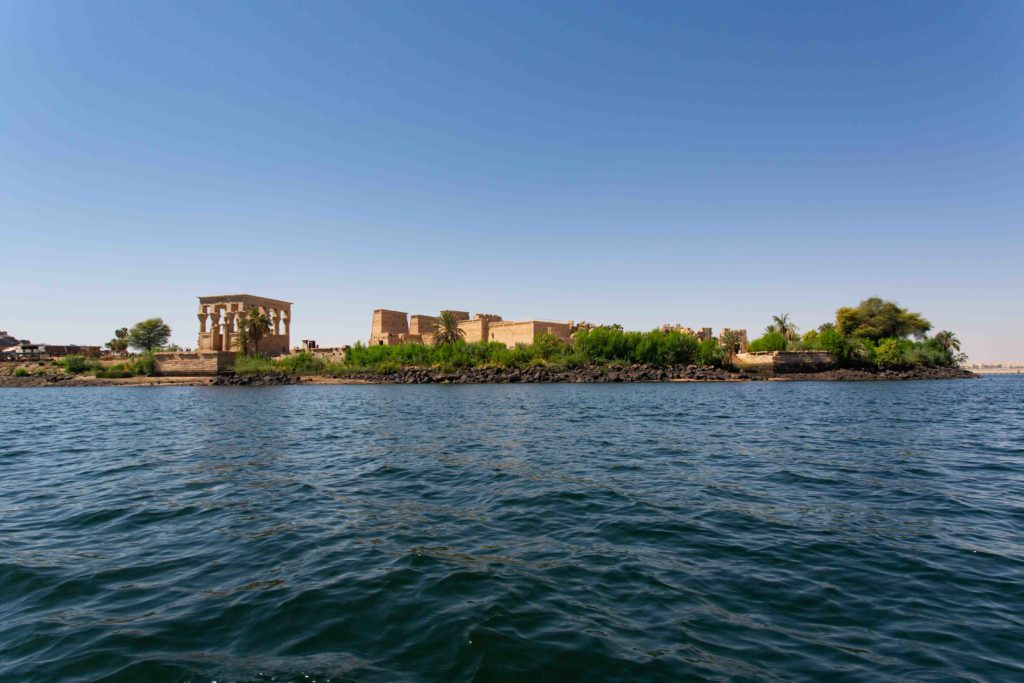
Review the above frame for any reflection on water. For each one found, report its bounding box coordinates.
[1,379,1023,682]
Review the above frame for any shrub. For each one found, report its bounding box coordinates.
[128,353,156,376]
[60,355,95,374]
[747,332,788,353]
[277,351,327,375]
[95,369,134,379]
[875,338,910,369]
[14,367,28,377]
[233,354,277,374]
[696,339,722,366]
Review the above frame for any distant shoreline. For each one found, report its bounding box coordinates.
[0,365,977,387]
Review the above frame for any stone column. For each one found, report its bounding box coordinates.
[222,311,235,352]
[269,308,279,337]
[282,309,291,346]
[208,309,221,352]
[197,311,208,334]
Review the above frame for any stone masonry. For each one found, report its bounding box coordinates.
[197,294,292,356]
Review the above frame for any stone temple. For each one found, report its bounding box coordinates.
[370,309,575,348]
[196,294,292,356]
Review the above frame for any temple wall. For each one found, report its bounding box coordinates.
[459,319,490,344]
[372,309,409,337]
[153,351,233,376]
[489,321,572,348]
[409,315,437,336]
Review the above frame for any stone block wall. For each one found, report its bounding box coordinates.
[372,310,409,337]
[153,351,233,376]
[459,318,490,344]
[409,315,437,336]
[489,321,572,348]
[733,350,836,374]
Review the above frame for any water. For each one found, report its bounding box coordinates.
[1,379,1022,682]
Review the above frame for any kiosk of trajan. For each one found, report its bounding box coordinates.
[197,294,292,356]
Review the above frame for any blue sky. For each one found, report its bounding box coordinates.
[2,1,1021,360]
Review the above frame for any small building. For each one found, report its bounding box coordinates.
[1,343,47,360]
[44,345,102,358]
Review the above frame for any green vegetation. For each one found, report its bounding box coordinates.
[105,327,129,356]
[747,331,787,353]
[91,353,156,379]
[127,318,172,352]
[59,355,98,374]
[768,313,799,341]
[748,298,963,370]
[223,296,962,378]
[14,367,28,377]
[238,308,271,355]
[433,311,466,345]
[835,297,931,341]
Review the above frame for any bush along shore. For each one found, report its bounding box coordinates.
[0,297,978,386]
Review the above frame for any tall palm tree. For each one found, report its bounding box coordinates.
[719,330,741,367]
[771,313,799,341]
[239,307,271,356]
[933,330,960,353]
[433,310,465,345]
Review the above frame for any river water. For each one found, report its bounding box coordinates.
[1,379,1022,682]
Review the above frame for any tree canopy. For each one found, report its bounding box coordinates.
[433,311,466,345]
[835,297,931,341]
[238,308,271,356]
[127,318,171,352]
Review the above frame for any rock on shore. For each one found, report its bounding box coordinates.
[210,372,302,386]
[0,364,976,387]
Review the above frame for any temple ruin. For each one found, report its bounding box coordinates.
[370,309,574,348]
[196,294,292,356]
[369,308,750,351]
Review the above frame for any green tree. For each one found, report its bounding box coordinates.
[238,308,271,356]
[105,327,129,356]
[875,338,908,369]
[719,330,741,367]
[933,330,961,354]
[748,332,787,352]
[770,313,799,341]
[127,318,171,352]
[835,297,931,341]
[433,310,466,345]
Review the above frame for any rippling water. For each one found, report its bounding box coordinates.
[1,379,1022,682]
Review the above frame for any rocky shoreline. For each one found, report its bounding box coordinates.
[0,364,977,387]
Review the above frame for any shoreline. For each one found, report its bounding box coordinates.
[0,365,977,387]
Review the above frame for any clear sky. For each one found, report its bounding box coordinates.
[2,1,1021,361]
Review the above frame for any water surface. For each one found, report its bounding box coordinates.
[1,379,1022,681]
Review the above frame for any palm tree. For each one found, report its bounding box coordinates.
[238,307,271,356]
[719,330,741,367]
[771,313,799,341]
[433,310,465,345]
[933,330,960,353]
[106,327,129,356]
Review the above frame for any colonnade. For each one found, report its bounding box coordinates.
[196,300,291,353]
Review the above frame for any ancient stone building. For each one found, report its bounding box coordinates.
[370,309,572,348]
[488,320,572,346]
[197,294,292,356]
[719,328,749,351]
[370,309,411,346]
